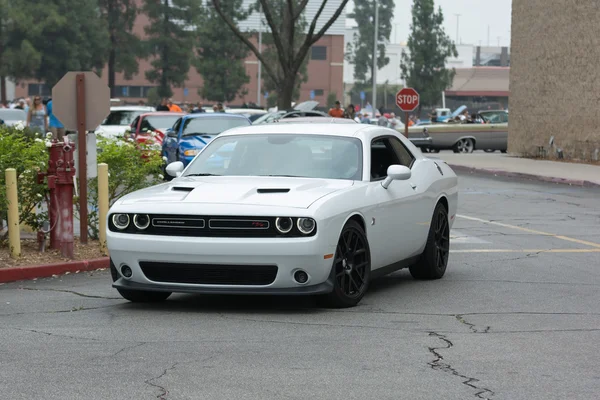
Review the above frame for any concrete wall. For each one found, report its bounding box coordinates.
[509,0,600,161]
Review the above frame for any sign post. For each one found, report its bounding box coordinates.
[395,87,420,138]
[52,71,110,244]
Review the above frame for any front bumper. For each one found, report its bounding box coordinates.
[107,232,337,295]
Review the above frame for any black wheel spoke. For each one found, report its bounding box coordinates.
[333,226,370,300]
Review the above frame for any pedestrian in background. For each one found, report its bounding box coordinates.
[26,96,47,134]
[156,98,169,111]
[328,101,344,118]
[46,99,65,140]
[343,104,356,119]
[167,98,182,112]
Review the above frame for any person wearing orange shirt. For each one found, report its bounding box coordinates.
[167,98,182,112]
[328,101,344,118]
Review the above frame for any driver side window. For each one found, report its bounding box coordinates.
[370,136,415,181]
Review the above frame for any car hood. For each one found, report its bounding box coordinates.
[180,134,218,149]
[97,124,129,138]
[119,176,354,209]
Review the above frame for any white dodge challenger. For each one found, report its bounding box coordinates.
[107,122,458,308]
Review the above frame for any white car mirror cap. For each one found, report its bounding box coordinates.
[166,161,184,177]
[381,165,411,189]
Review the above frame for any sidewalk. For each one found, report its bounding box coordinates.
[435,152,600,187]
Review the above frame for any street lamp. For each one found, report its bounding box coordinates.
[454,14,461,44]
[257,9,263,106]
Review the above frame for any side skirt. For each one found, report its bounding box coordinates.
[370,255,421,280]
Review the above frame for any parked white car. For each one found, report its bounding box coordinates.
[0,108,27,127]
[107,123,458,307]
[96,106,155,138]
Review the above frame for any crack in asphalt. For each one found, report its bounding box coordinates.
[427,332,495,399]
[5,326,101,341]
[456,315,490,334]
[18,287,121,300]
[447,278,600,287]
[145,362,178,400]
[111,342,147,357]
[0,304,121,317]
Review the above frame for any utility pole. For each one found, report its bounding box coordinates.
[497,36,501,47]
[372,0,379,112]
[487,25,490,46]
[257,9,263,106]
[454,14,461,44]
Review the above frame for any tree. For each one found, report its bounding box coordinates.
[27,0,109,88]
[212,0,350,109]
[259,1,309,104]
[99,0,143,97]
[346,0,395,84]
[0,0,42,101]
[196,1,250,103]
[400,0,457,112]
[143,0,201,98]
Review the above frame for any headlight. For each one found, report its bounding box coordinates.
[184,149,199,156]
[133,214,150,230]
[112,214,130,230]
[275,217,293,234]
[297,218,316,235]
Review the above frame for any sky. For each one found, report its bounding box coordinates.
[347,0,513,47]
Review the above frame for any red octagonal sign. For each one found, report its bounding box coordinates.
[396,87,420,112]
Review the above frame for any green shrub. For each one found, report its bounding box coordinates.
[0,126,49,242]
[75,136,164,239]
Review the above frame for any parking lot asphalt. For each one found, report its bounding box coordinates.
[1,171,599,400]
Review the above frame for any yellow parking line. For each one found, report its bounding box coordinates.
[451,249,600,253]
[457,214,600,249]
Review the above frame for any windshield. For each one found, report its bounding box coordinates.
[480,111,509,124]
[142,115,181,131]
[252,112,285,125]
[182,117,249,137]
[183,134,363,180]
[103,110,144,125]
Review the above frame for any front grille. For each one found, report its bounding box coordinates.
[139,261,278,285]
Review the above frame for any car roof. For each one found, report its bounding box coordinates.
[182,113,249,120]
[274,117,357,124]
[110,106,155,111]
[140,112,185,117]
[219,122,380,138]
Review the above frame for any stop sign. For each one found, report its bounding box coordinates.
[396,88,420,112]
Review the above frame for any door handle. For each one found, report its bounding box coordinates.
[410,182,417,190]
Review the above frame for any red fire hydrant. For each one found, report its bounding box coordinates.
[37,138,77,258]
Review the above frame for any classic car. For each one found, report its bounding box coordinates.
[408,110,508,153]
[129,112,185,148]
[96,106,156,139]
[106,123,458,308]
[252,101,327,124]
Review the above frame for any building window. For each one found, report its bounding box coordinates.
[311,46,327,60]
[314,89,324,96]
[28,84,51,97]
[114,85,156,98]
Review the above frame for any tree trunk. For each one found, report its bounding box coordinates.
[0,76,6,104]
[108,47,116,98]
[160,0,171,98]
[277,74,295,110]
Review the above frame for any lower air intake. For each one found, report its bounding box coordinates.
[139,262,277,285]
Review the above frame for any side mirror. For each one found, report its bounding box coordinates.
[381,165,411,189]
[167,129,177,138]
[165,161,184,177]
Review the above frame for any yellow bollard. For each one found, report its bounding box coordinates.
[5,168,21,259]
[98,163,109,255]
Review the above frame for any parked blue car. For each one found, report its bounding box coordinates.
[162,113,251,167]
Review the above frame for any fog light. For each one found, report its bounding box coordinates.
[294,270,309,284]
[297,218,316,235]
[275,217,293,234]
[121,265,133,278]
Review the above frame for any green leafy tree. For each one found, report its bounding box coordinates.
[143,0,201,98]
[27,0,109,87]
[346,0,395,84]
[258,1,309,104]
[0,0,43,101]
[99,0,143,97]
[196,1,250,103]
[212,0,350,109]
[400,0,457,112]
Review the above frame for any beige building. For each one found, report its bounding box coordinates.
[509,0,600,161]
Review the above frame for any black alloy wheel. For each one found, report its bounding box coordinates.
[409,203,450,280]
[323,220,371,308]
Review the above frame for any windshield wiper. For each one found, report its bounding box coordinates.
[185,173,221,177]
[182,132,213,137]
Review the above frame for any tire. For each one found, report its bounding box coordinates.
[501,150,507,154]
[409,203,450,280]
[484,149,495,153]
[110,260,172,303]
[453,138,474,153]
[322,220,371,308]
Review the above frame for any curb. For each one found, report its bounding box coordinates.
[448,164,600,188]
[0,257,110,284]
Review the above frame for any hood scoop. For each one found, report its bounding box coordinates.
[257,188,290,194]
[172,186,195,192]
